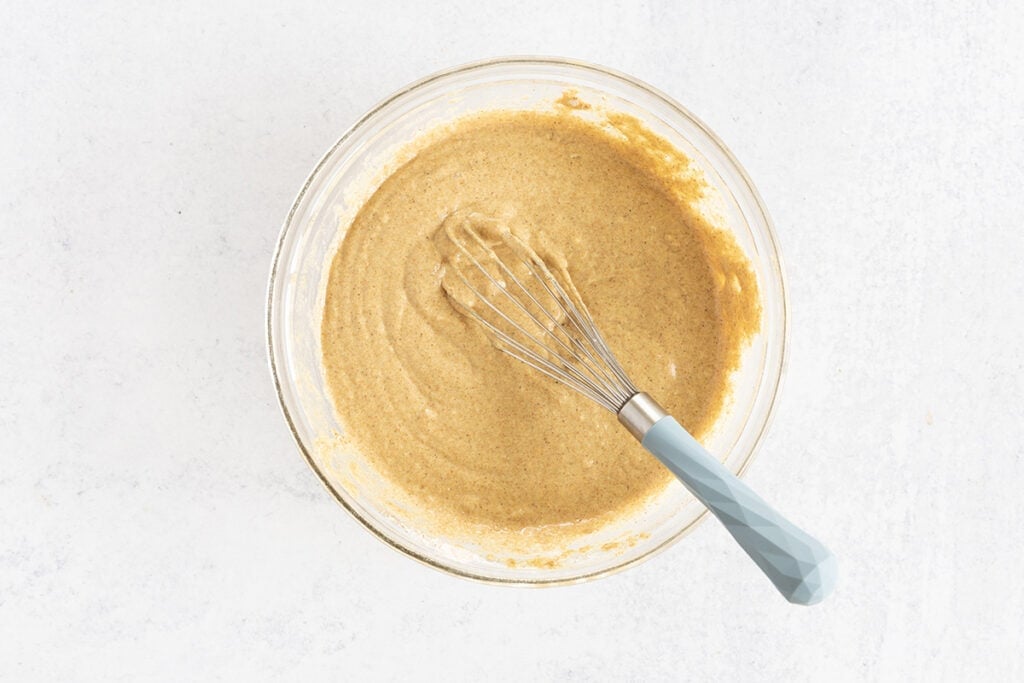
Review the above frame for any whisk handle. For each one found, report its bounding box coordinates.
[642,416,837,605]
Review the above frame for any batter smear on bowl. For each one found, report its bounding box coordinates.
[321,103,760,549]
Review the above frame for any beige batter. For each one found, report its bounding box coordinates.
[321,104,760,544]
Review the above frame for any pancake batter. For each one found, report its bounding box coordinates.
[321,105,760,546]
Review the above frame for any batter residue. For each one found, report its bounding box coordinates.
[321,105,760,547]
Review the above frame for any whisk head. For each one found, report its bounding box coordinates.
[433,211,638,413]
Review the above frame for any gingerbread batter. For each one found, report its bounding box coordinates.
[321,105,760,545]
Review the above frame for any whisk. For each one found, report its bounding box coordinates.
[436,213,836,605]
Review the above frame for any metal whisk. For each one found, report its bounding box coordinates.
[436,212,836,605]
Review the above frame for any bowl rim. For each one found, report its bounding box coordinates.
[266,55,790,586]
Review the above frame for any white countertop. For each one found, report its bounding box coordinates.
[2,2,1022,680]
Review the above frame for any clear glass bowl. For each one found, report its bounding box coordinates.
[267,57,788,585]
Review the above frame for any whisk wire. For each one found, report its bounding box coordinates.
[515,254,637,406]
[442,220,638,412]
[451,269,620,410]
[454,235,615,397]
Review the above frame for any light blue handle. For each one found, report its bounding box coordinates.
[643,417,837,605]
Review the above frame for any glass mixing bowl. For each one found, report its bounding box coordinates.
[267,57,788,585]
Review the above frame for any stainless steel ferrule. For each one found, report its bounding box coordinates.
[617,392,669,442]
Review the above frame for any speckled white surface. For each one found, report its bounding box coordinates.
[2,2,1023,680]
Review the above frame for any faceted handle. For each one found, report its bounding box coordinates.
[642,417,837,605]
